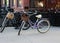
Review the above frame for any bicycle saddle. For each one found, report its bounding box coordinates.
[36,14,42,18]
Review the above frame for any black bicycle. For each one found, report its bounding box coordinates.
[0,12,14,33]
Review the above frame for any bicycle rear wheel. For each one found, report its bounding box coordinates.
[37,19,50,33]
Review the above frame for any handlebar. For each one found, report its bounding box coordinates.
[22,10,38,17]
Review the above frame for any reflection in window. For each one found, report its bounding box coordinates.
[17,0,22,7]
[3,0,5,5]
[11,0,14,6]
[14,0,16,6]
[35,1,44,8]
[11,0,22,7]
[6,0,9,7]
[38,2,44,7]
[56,2,60,8]
[30,0,44,8]
[12,0,16,6]
[2,0,9,7]
[3,0,5,7]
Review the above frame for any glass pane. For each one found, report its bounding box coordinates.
[3,0,5,7]
[30,0,44,8]
[34,1,44,8]
[56,2,60,8]
[6,0,9,7]
[19,0,21,6]
[14,0,16,6]
[17,0,22,7]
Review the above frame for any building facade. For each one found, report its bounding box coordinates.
[0,0,60,26]
[0,0,60,11]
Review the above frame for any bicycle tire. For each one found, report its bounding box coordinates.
[0,26,5,33]
[0,18,8,33]
[22,23,30,30]
[37,19,50,33]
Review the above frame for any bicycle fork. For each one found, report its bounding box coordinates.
[0,17,8,33]
[18,21,25,35]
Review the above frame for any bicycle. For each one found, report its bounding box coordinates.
[0,11,29,33]
[0,12,14,33]
[18,10,50,35]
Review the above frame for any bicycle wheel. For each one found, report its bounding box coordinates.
[0,26,5,33]
[37,19,50,33]
[0,17,8,33]
[22,22,30,30]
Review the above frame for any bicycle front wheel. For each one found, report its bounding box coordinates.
[0,17,8,33]
[0,26,5,33]
[37,19,50,33]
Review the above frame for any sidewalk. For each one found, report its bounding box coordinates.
[0,26,60,43]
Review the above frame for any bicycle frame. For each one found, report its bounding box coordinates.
[18,15,42,35]
[28,17,41,29]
